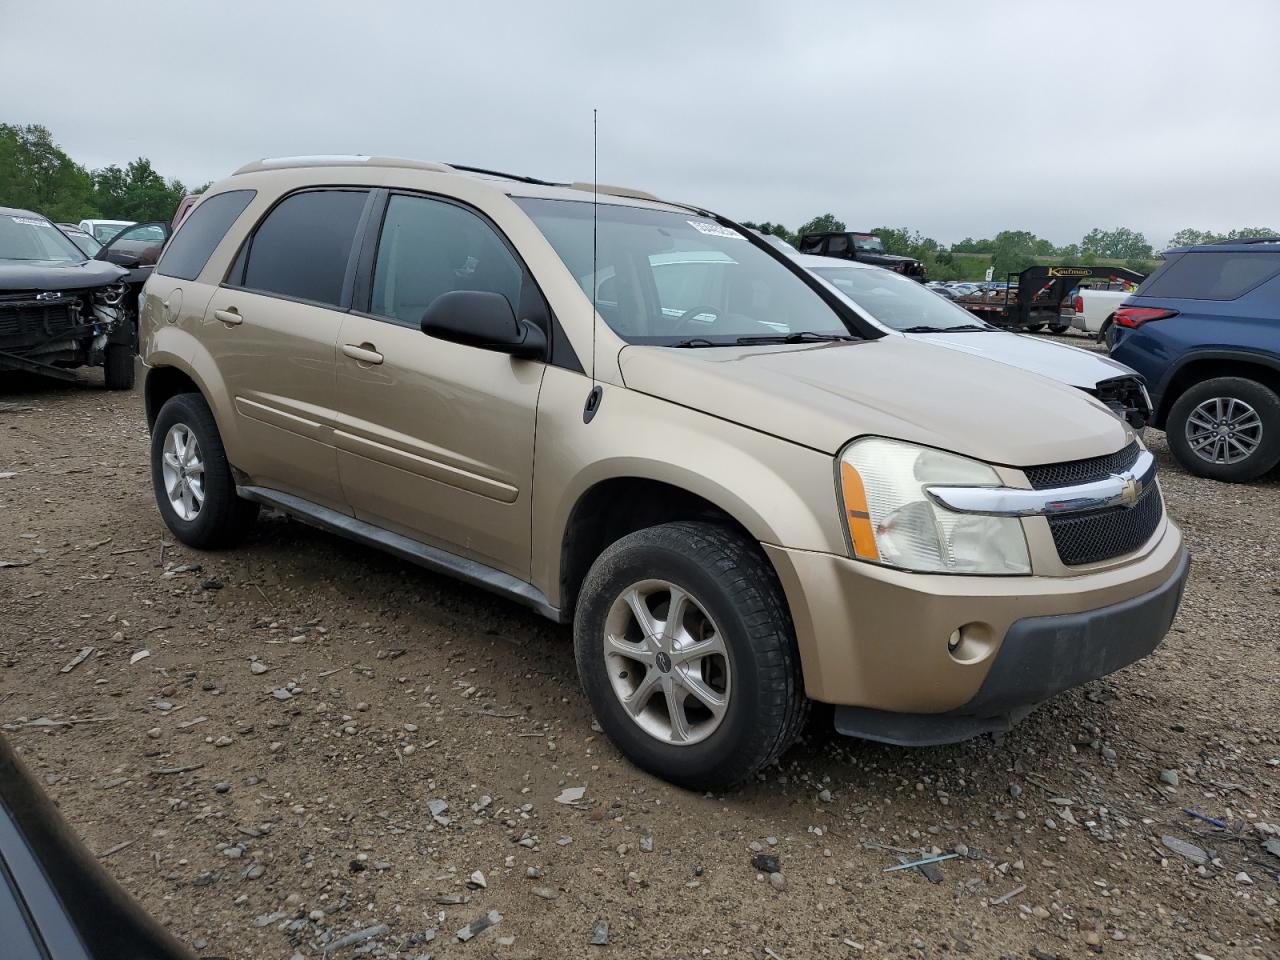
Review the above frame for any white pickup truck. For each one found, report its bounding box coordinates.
[1067,287,1133,337]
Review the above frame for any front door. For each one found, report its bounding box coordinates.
[334,193,545,580]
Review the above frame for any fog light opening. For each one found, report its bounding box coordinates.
[946,622,995,664]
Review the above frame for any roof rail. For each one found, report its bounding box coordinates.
[1213,236,1280,245]
[232,155,455,176]
[567,181,664,203]
[448,164,561,187]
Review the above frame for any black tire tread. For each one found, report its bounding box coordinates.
[1166,376,1280,483]
[151,392,258,548]
[103,343,135,390]
[575,520,809,790]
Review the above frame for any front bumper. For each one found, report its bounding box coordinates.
[764,522,1188,739]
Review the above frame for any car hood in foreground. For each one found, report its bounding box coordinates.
[619,336,1131,465]
[905,330,1139,390]
[0,258,128,292]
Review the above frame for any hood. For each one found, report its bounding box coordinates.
[0,258,128,292]
[618,337,1132,466]
[874,252,919,265]
[906,330,1139,389]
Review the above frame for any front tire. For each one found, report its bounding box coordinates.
[103,343,135,390]
[1166,377,1280,483]
[574,521,809,791]
[150,392,259,547]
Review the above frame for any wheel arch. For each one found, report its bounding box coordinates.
[1155,351,1280,428]
[552,468,819,620]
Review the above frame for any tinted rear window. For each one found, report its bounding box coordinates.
[237,190,368,307]
[157,190,255,281]
[1137,250,1280,301]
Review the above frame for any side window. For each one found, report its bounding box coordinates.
[1138,251,1280,301]
[237,190,368,307]
[798,235,823,254]
[157,190,255,281]
[826,234,850,255]
[371,194,524,327]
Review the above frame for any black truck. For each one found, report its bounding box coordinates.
[796,231,927,281]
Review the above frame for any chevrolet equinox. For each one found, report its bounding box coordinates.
[139,157,1190,789]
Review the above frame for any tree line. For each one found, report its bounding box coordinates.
[743,215,1277,281]
[0,124,202,225]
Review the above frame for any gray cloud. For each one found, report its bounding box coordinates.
[4,0,1278,248]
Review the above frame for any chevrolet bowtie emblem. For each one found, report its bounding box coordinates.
[1119,476,1141,507]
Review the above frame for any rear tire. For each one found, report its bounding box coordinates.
[1024,323,1045,332]
[151,392,259,547]
[1166,377,1280,483]
[1048,323,1069,334]
[574,521,809,791]
[103,343,135,390]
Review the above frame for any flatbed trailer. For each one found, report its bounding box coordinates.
[953,265,1145,330]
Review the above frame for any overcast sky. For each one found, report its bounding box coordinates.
[4,0,1278,247]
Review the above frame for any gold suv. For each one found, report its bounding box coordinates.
[140,157,1189,789]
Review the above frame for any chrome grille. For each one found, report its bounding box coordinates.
[1024,441,1140,490]
[1047,483,1163,566]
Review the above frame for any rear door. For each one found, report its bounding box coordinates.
[201,188,373,510]
[333,192,546,579]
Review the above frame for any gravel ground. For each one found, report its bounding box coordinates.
[1,366,1277,960]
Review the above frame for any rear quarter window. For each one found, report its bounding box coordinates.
[1137,251,1280,301]
[156,190,256,281]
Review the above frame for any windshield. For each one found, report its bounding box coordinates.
[852,235,884,253]
[515,198,853,345]
[63,230,102,257]
[811,264,992,332]
[92,222,131,242]
[0,214,86,262]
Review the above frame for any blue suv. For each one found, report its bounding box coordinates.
[1109,238,1280,482]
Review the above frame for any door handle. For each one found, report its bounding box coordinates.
[213,308,243,326]
[342,343,384,365]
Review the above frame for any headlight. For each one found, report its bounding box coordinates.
[93,281,128,306]
[838,437,1030,574]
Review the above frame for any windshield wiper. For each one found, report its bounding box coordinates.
[733,331,858,345]
[899,324,991,333]
[672,337,719,348]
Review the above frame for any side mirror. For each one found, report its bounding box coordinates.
[421,290,546,360]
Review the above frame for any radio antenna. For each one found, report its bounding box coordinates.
[591,107,598,383]
[583,107,603,423]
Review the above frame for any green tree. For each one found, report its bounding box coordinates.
[1224,226,1277,240]
[990,229,1040,277]
[951,237,994,254]
[0,123,98,221]
[92,158,188,223]
[740,220,797,246]
[1081,227,1153,260]
[794,213,846,238]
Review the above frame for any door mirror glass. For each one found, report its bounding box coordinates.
[421,290,546,359]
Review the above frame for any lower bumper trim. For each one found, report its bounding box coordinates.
[834,545,1190,747]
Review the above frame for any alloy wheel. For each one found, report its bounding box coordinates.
[602,579,731,746]
[1185,396,1263,465]
[161,422,206,521]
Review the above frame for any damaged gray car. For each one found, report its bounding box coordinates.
[0,207,155,389]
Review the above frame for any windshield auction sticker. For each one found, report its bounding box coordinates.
[10,216,51,227]
[687,220,744,240]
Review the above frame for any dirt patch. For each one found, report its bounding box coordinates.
[1,372,1277,959]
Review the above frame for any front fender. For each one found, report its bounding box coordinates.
[530,367,846,608]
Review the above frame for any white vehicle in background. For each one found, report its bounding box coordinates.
[77,218,135,244]
[1068,287,1134,337]
[794,254,1153,431]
